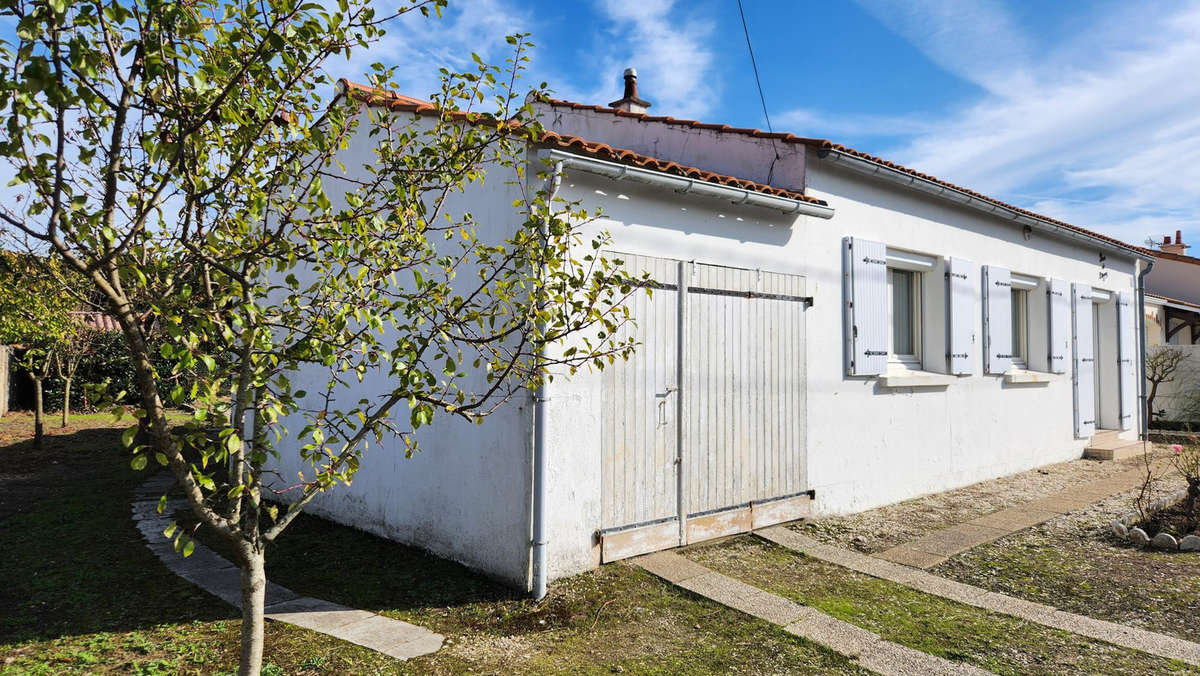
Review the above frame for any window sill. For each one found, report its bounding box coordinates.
[1004,369,1053,384]
[880,369,957,388]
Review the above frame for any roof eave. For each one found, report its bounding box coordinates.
[814,148,1152,263]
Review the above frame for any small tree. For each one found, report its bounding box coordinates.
[0,252,79,446]
[53,317,101,427]
[1146,346,1188,425]
[0,2,637,673]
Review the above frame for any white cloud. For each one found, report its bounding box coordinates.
[327,0,719,120]
[854,1,1200,247]
[775,108,936,139]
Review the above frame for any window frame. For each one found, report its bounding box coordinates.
[887,267,923,369]
[1010,287,1029,369]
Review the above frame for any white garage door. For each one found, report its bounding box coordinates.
[599,253,810,561]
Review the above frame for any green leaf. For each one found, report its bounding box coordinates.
[130,455,147,471]
[163,521,177,538]
[121,425,138,449]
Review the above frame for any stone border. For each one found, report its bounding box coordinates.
[132,472,444,661]
[759,527,1200,667]
[1108,489,1200,552]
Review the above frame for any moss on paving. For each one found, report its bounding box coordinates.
[0,414,863,674]
[683,535,1199,676]
[936,524,1200,643]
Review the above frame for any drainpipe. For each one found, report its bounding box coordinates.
[531,158,563,600]
[1137,258,1154,440]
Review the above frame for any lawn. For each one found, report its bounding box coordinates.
[0,412,864,674]
[936,506,1200,643]
[682,535,1199,676]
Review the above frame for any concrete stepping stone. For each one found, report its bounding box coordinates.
[759,527,1200,667]
[131,473,443,661]
[636,551,990,676]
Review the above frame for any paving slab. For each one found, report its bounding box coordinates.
[131,472,442,661]
[637,550,710,583]
[967,507,1058,532]
[903,523,1007,557]
[265,597,376,630]
[874,545,947,569]
[762,528,1200,667]
[638,551,981,675]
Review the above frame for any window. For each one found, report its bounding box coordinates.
[1010,288,1028,368]
[888,268,921,367]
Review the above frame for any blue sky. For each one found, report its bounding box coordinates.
[358,0,1200,250]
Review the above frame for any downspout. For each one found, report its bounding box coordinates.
[1137,258,1154,440]
[531,158,563,600]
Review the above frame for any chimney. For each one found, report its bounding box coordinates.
[1161,229,1189,256]
[608,68,652,114]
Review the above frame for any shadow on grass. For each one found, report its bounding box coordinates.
[0,421,237,645]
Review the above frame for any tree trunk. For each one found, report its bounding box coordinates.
[61,377,71,428]
[239,547,267,676]
[32,375,44,449]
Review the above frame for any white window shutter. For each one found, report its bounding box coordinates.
[843,237,888,376]
[1117,291,1136,431]
[1072,283,1096,438]
[1047,279,1070,374]
[982,265,1012,374]
[946,257,978,375]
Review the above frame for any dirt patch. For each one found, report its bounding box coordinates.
[796,448,1169,554]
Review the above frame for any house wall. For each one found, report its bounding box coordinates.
[538,156,1141,580]
[534,102,806,191]
[1147,256,1200,305]
[266,116,536,588]
[1149,344,1200,421]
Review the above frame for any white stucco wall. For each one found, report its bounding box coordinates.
[537,155,1143,579]
[1147,255,1200,305]
[270,98,1148,588]
[266,115,536,588]
[1148,344,1200,422]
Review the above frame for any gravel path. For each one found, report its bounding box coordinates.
[797,446,1173,554]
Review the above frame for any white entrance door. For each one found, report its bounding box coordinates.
[599,253,810,561]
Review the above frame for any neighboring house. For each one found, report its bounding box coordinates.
[1145,231,1200,346]
[271,72,1152,594]
[1143,231,1200,422]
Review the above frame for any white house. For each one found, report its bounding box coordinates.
[1143,231,1200,422]
[270,73,1153,596]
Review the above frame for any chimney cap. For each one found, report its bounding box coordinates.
[609,67,652,113]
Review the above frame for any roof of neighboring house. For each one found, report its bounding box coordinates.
[1147,292,1200,312]
[539,97,1152,258]
[70,311,121,332]
[338,81,825,205]
[1151,249,1200,266]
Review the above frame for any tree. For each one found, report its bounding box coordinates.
[53,316,101,426]
[0,2,637,673]
[0,251,79,446]
[1146,346,1188,424]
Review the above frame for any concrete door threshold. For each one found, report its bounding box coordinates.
[759,527,1200,667]
[635,551,989,676]
[131,473,443,662]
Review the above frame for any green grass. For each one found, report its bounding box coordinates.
[936,525,1200,643]
[0,412,865,674]
[683,536,1199,676]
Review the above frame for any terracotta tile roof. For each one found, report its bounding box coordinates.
[540,97,1152,258]
[70,311,121,332]
[337,80,825,205]
[1151,249,1200,266]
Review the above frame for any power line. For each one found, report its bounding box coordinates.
[736,0,780,172]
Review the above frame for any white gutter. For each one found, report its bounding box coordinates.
[817,148,1150,261]
[1146,296,1200,314]
[538,149,835,219]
